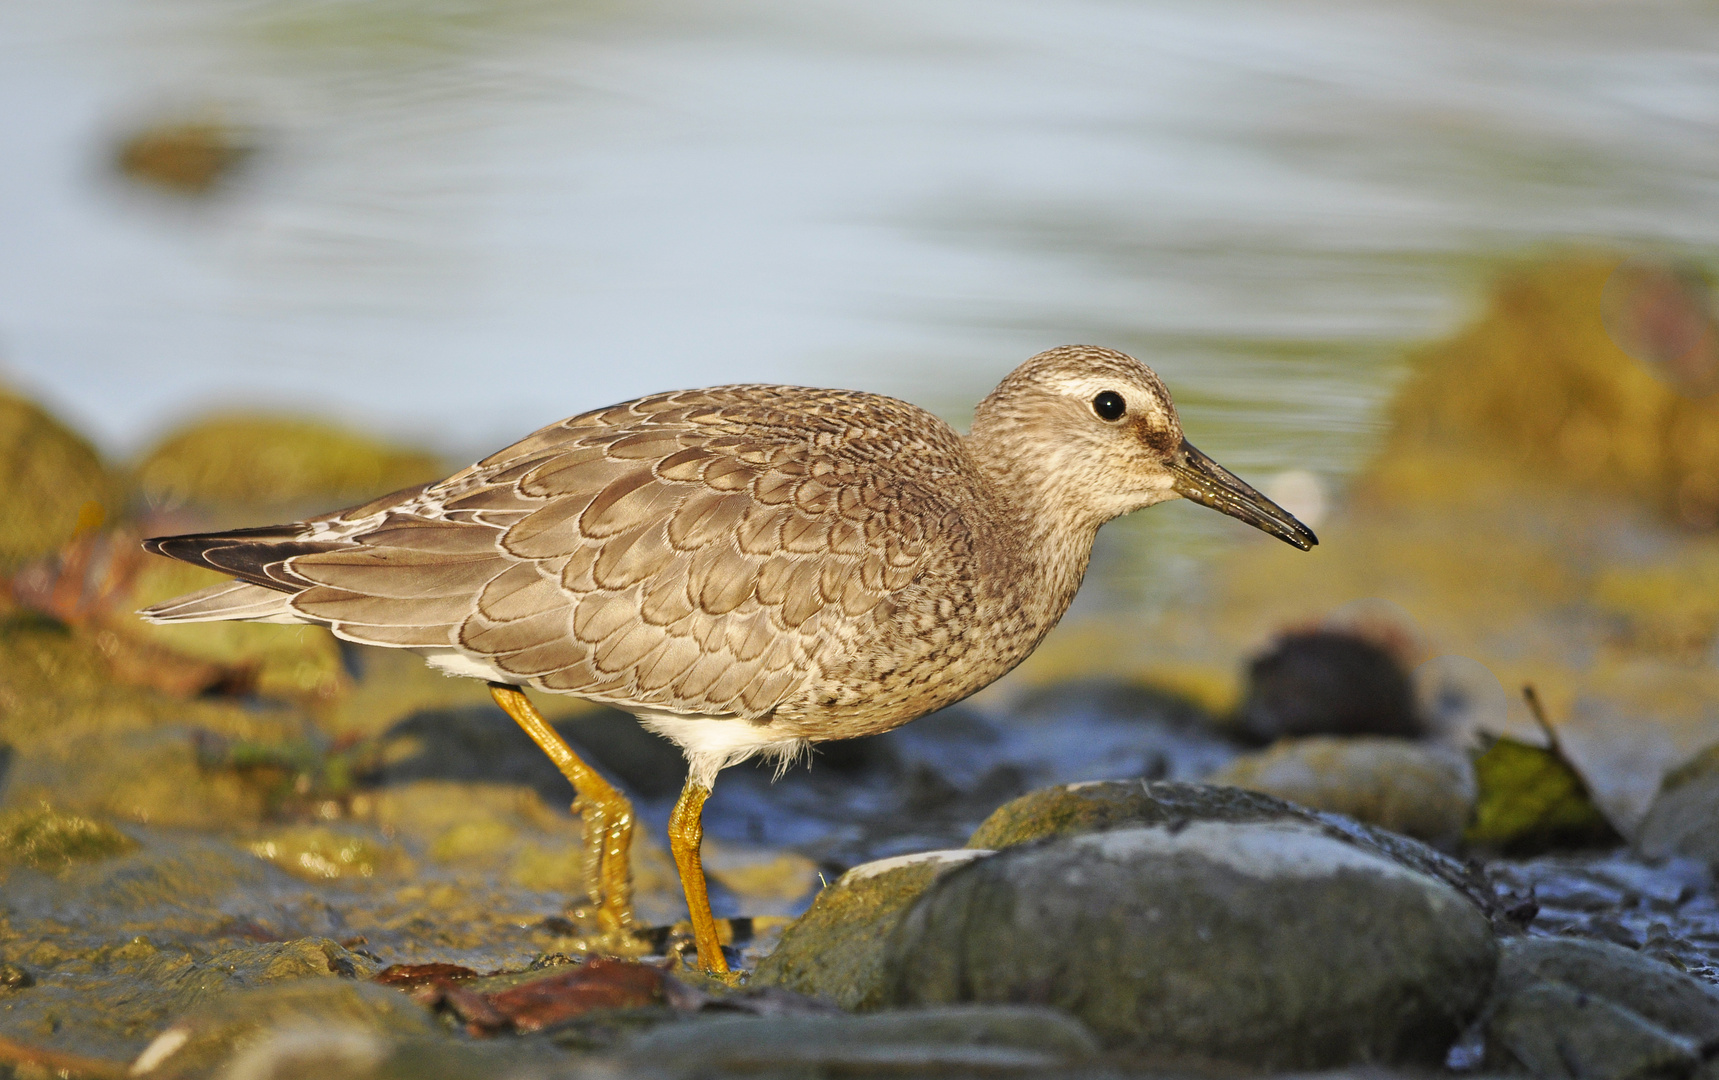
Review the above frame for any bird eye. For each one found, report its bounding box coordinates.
[1092,391,1126,422]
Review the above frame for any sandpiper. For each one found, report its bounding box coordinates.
[140,345,1315,973]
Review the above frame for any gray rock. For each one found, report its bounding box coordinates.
[1496,936,1719,1045]
[752,848,993,1009]
[967,779,1522,933]
[130,979,438,1080]
[1210,736,1475,847]
[885,821,1497,1069]
[1487,981,1699,1080]
[622,1005,1099,1073]
[1638,744,1719,872]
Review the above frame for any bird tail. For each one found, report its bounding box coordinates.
[137,578,302,624]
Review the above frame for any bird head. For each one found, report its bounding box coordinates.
[968,345,1317,550]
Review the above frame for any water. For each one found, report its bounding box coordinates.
[3,0,1719,611]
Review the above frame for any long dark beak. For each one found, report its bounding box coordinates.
[1168,440,1318,550]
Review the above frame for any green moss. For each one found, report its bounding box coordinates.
[0,804,137,868]
[0,386,120,573]
[134,414,442,511]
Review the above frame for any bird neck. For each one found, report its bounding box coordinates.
[960,427,1105,632]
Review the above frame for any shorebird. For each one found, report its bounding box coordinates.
[140,345,1315,973]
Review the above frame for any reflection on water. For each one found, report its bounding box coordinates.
[2,0,1717,607]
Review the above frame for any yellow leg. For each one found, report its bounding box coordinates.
[668,779,729,974]
[489,683,634,936]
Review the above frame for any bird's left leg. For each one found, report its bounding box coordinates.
[667,778,729,974]
[489,683,634,938]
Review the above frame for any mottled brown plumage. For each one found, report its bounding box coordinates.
[141,344,1315,972]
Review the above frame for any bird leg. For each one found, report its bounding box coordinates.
[488,683,634,938]
[667,779,729,974]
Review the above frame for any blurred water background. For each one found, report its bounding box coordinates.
[5,0,1719,612]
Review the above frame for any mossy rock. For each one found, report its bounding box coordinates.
[0,386,120,573]
[1365,253,1719,528]
[752,849,994,1010]
[0,803,136,868]
[134,414,443,511]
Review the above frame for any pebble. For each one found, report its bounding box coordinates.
[1210,735,1475,846]
[1237,629,1423,742]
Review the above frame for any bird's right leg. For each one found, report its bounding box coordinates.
[489,683,634,938]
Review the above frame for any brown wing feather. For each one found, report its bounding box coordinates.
[149,385,980,720]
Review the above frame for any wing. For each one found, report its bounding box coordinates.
[266,386,973,720]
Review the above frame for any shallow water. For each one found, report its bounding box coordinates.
[4,1,1718,541]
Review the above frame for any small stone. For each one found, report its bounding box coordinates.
[1495,937,1719,1045]
[1238,629,1423,742]
[622,1005,1098,1071]
[0,804,137,868]
[1486,981,1699,1080]
[0,962,33,990]
[751,849,993,1010]
[884,822,1497,1068]
[1210,736,1475,846]
[1638,744,1719,873]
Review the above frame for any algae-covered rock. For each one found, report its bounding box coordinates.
[0,386,119,573]
[134,414,442,511]
[130,978,437,1079]
[1211,736,1475,846]
[1638,743,1719,872]
[884,822,1497,1067]
[1368,253,1719,530]
[245,827,414,882]
[0,803,137,868]
[167,938,380,1012]
[752,849,993,1010]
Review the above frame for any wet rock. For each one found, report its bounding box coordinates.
[1493,936,1719,1046]
[1487,982,1700,1080]
[1211,736,1475,846]
[1238,629,1423,742]
[168,938,380,1011]
[130,978,438,1079]
[0,962,33,990]
[885,822,1497,1068]
[0,386,119,574]
[133,414,442,513]
[965,779,1522,931]
[1638,744,1719,872]
[752,849,993,1010]
[621,1005,1098,1074]
[244,828,414,883]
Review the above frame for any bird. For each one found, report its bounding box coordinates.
[139,345,1316,974]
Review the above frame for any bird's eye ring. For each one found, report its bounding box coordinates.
[1092,390,1126,422]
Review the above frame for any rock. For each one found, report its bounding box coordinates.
[1638,743,1719,872]
[751,849,993,1010]
[0,386,119,574]
[114,119,253,195]
[1210,736,1475,846]
[167,938,381,1012]
[885,822,1497,1068]
[1494,936,1719,1046]
[0,803,137,867]
[1237,629,1423,742]
[133,414,442,513]
[1486,982,1700,1080]
[966,780,1521,932]
[621,1005,1099,1073]
[129,979,438,1079]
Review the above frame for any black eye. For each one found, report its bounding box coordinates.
[1092,390,1126,421]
